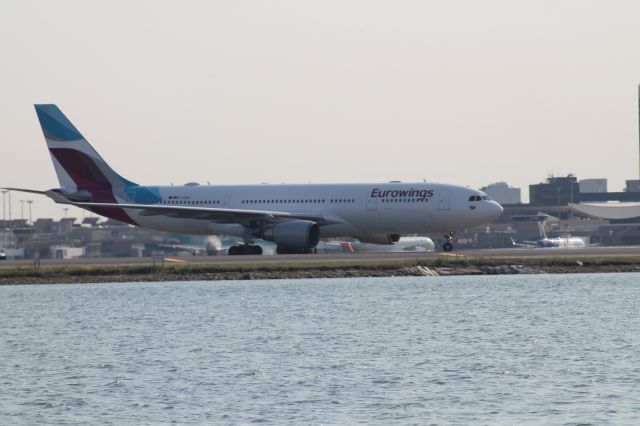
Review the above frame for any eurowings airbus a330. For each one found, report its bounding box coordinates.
[4,105,503,254]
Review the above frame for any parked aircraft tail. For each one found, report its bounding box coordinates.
[537,221,548,240]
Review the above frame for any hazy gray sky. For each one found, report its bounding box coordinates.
[2,0,640,220]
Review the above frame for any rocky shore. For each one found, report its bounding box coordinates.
[1,257,640,285]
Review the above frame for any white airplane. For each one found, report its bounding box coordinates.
[521,222,587,248]
[318,236,435,253]
[4,105,503,254]
[158,236,225,256]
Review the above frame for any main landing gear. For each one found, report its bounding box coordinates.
[442,231,455,252]
[228,244,263,255]
[276,245,317,255]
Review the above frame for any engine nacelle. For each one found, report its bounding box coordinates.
[262,220,320,249]
[358,233,401,245]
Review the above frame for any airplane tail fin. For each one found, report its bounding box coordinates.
[537,221,548,240]
[34,104,137,193]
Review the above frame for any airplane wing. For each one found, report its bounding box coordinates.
[3,187,343,226]
[74,201,342,226]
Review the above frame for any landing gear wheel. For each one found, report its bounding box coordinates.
[442,231,455,252]
[228,244,263,255]
[276,245,289,255]
[276,246,317,255]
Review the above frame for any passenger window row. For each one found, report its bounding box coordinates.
[160,200,221,205]
[241,199,326,204]
[239,198,357,204]
[157,198,360,206]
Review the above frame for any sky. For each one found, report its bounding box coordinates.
[2,0,640,220]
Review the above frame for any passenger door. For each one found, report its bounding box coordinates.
[437,190,451,211]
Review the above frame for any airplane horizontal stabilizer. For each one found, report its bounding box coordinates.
[0,187,47,196]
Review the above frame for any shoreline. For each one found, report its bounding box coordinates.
[1,257,640,285]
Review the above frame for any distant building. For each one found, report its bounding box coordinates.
[529,175,579,206]
[579,178,607,193]
[81,217,100,227]
[625,180,640,192]
[50,245,85,259]
[33,218,55,234]
[480,182,521,205]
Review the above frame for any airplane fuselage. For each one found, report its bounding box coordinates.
[536,237,587,248]
[120,182,503,241]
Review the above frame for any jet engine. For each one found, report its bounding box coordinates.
[262,220,320,250]
[358,234,401,245]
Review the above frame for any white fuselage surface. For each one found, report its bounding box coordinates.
[124,183,503,241]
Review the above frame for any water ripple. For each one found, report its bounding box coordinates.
[1,273,640,424]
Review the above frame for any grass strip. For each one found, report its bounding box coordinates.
[1,255,640,281]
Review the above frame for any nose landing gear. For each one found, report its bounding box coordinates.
[442,231,455,252]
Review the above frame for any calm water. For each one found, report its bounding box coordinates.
[1,274,640,425]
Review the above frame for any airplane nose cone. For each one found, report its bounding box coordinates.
[491,201,504,219]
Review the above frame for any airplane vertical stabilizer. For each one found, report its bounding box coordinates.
[34,104,139,224]
[35,104,137,192]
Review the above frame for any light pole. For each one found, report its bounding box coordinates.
[7,190,11,225]
[1,190,6,250]
[20,200,25,221]
[1,190,6,222]
[27,200,33,225]
[63,208,69,219]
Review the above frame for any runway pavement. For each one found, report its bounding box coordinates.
[1,246,639,269]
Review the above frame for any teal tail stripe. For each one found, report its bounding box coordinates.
[35,104,84,142]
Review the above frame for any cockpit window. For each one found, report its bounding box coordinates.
[468,195,481,201]
[482,196,490,200]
